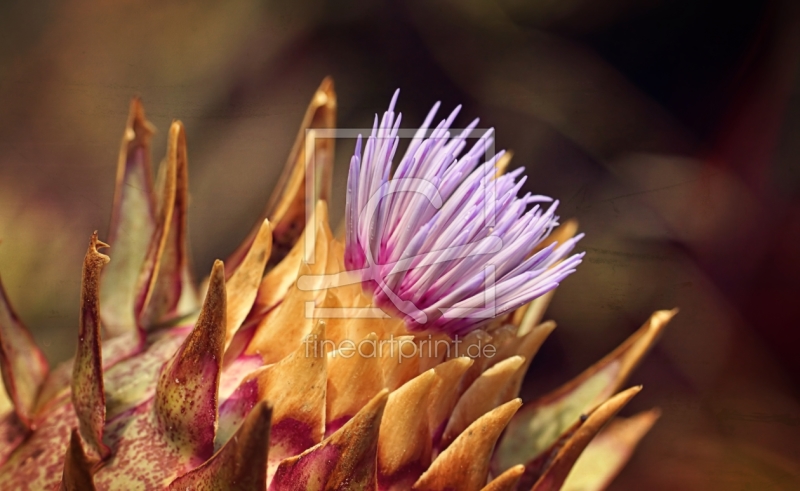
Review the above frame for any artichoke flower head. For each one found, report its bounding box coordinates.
[0,78,675,490]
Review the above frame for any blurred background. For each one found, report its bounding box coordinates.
[1,0,799,489]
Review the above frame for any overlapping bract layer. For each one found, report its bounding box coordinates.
[344,93,584,335]
[0,80,673,490]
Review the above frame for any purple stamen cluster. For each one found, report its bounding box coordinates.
[345,91,584,335]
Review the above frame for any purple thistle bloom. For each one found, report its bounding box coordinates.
[345,91,584,335]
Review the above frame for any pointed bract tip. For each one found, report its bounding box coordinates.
[166,121,189,157]
[89,232,110,256]
[495,151,513,176]
[413,399,521,491]
[324,388,388,488]
[560,408,661,491]
[126,97,155,136]
[315,77,336,106]
[212,259,225,276]
[657,308,679,323]
[168,401,272,490]
[481,464,525,491]
[59,429,96,491]
[246,312,327,458]
[529,387,641,491]
[228,80,336,271]
[129,95,145,113]
[320,75,334,88]
[271,389,387,490]
[120,97,156,150]
[441,356,525,449]
[223,222,271,341]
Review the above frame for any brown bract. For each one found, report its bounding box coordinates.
[493,309,676,476]
[272,389,388,491]
[481,465,525,491]
[0,273,49,428]
[136,120,198,330]
[59,429,96,491]
[168,402,273,490]
[529,386,643,491]
[414,399,522,491]
[155,260,226,459]
[226,77,337,271]
[561,409,661,491]
[440,356,524,450]
[100,98,157,338]
[378,370,436,489]
[326,332,385,431]
[71,232,110,459]
[224,219,272,344]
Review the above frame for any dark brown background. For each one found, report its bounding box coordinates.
[1,1,799,489]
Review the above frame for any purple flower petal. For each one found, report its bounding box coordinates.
[344,94,584,335]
